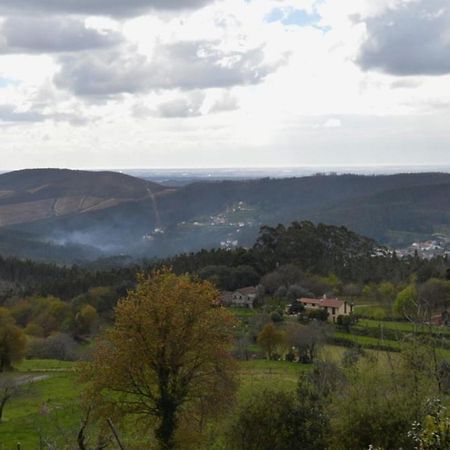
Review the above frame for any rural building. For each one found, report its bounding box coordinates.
[431,310,450,327]
[220,287,257,308]
[298,296,353,322]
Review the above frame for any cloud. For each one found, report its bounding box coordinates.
[322,118,342,128]
[156,92,205,118]
[209,91,238,113]
[0,105,45,123]
[0,17,122,54]
[0,0,212,17]
[357,0,450,75]
[54,40,286,97]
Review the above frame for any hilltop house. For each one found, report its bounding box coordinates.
[220,287,257,308]
[298,296,352,322]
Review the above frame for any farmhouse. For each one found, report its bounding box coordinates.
[220,287,257,308]
[431,310,450,327]
[298,296,353,322]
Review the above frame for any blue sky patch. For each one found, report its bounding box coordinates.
[0,77,20,88]
[266,7,321,27]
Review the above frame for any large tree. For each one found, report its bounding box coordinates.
[82,269,237,450]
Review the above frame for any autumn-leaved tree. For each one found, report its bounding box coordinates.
[82,269,237,450]
[257,323,285,360]
[0,307,26,372]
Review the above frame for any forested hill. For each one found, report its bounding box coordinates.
[0,221,447,302]
[1,169,450,261]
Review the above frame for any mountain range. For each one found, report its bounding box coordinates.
[0,168,449,263]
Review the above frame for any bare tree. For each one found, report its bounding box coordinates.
[0,374,20,422]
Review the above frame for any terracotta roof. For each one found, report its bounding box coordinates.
[299,297,344,308]
[235,287,257,295]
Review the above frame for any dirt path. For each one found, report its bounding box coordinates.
[14,374,50,386]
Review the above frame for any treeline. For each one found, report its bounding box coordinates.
[0,254,138,301]
[167,221,450,285]
[2,220,450,302]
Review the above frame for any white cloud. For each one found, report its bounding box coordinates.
[323,118,342,128]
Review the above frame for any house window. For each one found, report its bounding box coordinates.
[332,307,336,315]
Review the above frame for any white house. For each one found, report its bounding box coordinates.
[298,296,353,322]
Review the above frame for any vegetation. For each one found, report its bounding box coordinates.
[0,308,26,372]
[82,270,237,450]
[3,219,450,449]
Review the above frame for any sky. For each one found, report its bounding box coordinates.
[0,0,449,169]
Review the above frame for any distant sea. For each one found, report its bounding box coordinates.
[118,165,450,186]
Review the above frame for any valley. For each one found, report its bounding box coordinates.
[0,169,450,263]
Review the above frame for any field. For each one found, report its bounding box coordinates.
[358,318,450,336]
[0,367,80,450]
[2,315,449,449]
[0,357,315,449]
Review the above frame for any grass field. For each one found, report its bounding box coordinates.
[333,330,401,350]
[357,319,450,336]
[0,369,81,450]
[0,357,313,449]
[1,332,445,449]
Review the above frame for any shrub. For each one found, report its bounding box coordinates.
[308,308,328,321]
[225,388,328,450]
[270,311,284,323]
[27,333,78,361]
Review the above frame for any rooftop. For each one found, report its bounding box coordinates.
[299,297,344,308]
[235,286,258,295]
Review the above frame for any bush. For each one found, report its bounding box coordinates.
[287,302,304,315]
[341,347,365,367]
[285,351,296,362]
[225,388,328,450]
[336,314,355,331]
[27,333,78,361]
[308,309,328,321]
[270,311,284,323]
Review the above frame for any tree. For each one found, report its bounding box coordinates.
[0,375,21,422]
[418,278,450,315]
[408,399,450,450]
[336,314,353,332]
[82,270,237,450]
[285,323,325,363]
[331,359,427,450]
[27,333,77,361]
[75,304,98,336]
[257,323,285,360]
[378,281,397,306]
[0,308,26,372]
[226,384,329,450]
[394,285,418,321]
